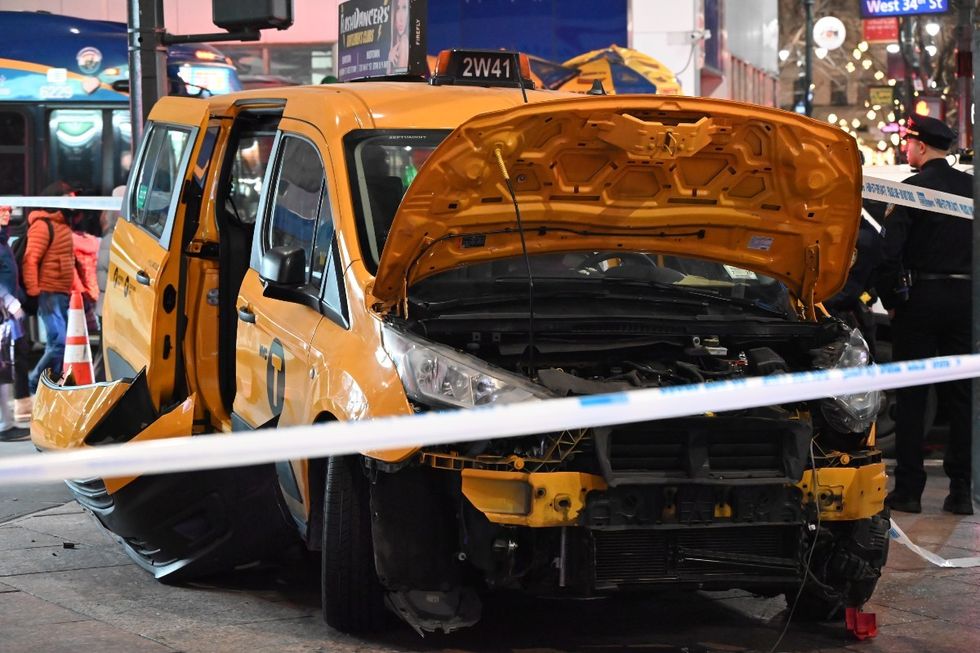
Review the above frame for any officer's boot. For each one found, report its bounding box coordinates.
[943,479,974,516]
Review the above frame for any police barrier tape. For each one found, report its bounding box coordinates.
[0,354,979,487]
[0,195,123,212]
[2,173,975,221]
[888,520,980,568]
[862,175,974,220]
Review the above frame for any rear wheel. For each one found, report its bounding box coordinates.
[321,456,390,633]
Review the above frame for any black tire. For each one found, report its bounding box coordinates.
[786,512,889,621]
[321,456,390,634]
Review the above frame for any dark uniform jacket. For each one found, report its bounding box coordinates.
[874,159,973,309]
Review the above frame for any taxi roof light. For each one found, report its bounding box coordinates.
[431,49,535,90]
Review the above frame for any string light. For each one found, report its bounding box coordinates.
[858,41,869,52]
[851,118,861,128]
[827,113,838,123]
[852,48,862,59]
[815,47,828,59]
[887,78,897,86]
[846,62,856,73]
[874,70,885,80]
[886,44,901,54]
[925,44,938,57]
[866,109,876,120]
[890,133,901,146]
[925,22,941,36]
[861,59,873,70]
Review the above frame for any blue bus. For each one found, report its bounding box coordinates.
[0,11,241,219]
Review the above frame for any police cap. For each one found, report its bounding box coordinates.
[905,114,956,150]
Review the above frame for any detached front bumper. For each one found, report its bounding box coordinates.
[31,373,296,581]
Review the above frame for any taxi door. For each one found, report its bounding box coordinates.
[233,119,326,432]
[102,97,215,409]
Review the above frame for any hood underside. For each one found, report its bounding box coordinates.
[372,96,862,308]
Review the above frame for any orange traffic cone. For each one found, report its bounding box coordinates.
[62,291,94,386]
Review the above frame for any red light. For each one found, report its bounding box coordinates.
[434,50,452,77]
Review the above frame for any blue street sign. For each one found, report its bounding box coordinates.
[860,0,949,19]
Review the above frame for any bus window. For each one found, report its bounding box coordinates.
[112,110,133,189]
[48,109,103,194]
[0,111,28,197]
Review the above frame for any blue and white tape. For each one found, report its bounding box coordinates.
[0,195,123,212]
[2,174,973,221]
[0,354,979,487]
[889,519,980,568]
[862,175,973,220]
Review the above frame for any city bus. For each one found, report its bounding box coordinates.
[0,11,242,224]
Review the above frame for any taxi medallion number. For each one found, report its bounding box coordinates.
[460,54,513,82]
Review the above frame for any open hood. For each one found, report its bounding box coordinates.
[373,96,861,311]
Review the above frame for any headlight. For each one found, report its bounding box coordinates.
[382,326,553,409]
[815,329,882,433]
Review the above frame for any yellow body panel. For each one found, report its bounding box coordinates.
[372,96,861,308]
[461,469,608,527]
[797,462,887,521]
[31,377,132,450]
[103,395,197,494]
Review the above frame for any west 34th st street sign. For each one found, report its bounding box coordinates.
[860,0,948,18]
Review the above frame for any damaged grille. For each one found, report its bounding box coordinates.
[592,525,801,588]
[594,416,810,485]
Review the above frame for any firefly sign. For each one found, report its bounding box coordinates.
[860,0,948,18]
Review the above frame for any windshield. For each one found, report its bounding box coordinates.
[346,130,449,270]
[411,252,793,318]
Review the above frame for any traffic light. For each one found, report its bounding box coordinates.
[913,94,945,120]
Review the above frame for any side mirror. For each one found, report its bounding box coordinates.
[260,246,306,286]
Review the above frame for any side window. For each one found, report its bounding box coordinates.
[130,124,192,239]
[226,118,278,224]
[266,137,324,282]
[309,182,335,289]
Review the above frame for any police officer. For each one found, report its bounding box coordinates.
[876,114,973,515]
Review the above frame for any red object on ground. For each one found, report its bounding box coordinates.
[845,607,878,640]
[62,291,94,385]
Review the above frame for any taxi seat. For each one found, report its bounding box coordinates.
[362,145,403,253]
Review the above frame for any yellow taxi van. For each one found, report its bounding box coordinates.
[32,50,889,634]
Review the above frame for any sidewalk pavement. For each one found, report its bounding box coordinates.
[0,462,977,652]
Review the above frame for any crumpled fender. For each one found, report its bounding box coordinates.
[31,370,196,493]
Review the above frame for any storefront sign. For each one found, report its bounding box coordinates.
[860,0,948,19]
[813,16,846,50]
[862,17,900,43]
[869,86,895,106]
[338,0,427,81]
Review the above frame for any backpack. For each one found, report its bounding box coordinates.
[11,218,54,316]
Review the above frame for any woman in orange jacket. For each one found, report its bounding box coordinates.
[23,182,77,393]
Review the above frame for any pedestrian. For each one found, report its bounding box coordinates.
[22,182,76,394]
[0,205,30,438]
[875,114,973,515]
[71,211,100,333]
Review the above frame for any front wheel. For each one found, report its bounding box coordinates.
[321,456,390,633]
[786,511,890,621]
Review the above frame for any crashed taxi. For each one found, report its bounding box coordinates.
[33,50,888,634]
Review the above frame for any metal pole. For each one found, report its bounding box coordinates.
[127,0,167,146]
[803,0,813,117]
[955,2,973,150]
[972,8,980,510]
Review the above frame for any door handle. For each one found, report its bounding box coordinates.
[238,306,256,324]
[135,270,151,286]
